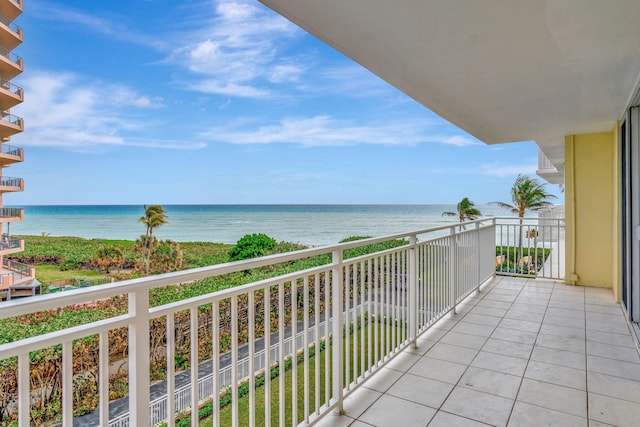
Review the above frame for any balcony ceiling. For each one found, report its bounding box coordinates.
[260,0,640,171]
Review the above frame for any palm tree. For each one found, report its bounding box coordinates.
[443,197,482,228]
[494,175,556,271]
[138,205,169,274]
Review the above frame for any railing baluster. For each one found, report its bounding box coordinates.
[190,306,199,427]
[313,273,320,416]
[331,250,344,415]
[166,314,175,427]
[99,331,110,427]
[128,289,150,427]
[263,288,271,427]
[248,291,256,427]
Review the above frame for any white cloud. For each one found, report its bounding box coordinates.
[12,72,199,150]
[200,115,475,147]
[441,135,481,147]
[478,164,538,177]
[31,2,166,49]
[173,0,303,98]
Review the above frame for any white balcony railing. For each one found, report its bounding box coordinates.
[0,217,563,427]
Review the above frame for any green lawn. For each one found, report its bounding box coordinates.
[197,321,404,426]
[34,264,107,283]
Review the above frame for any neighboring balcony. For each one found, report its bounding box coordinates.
[0,232,22,255]
[0,45,22,79]
[0,206,23,222]
[0,175,23,192]
[536,149,564,184]
[0,12,22,50]
[0,77,23,110]
[0,0,22,22]
[0,110,22,139]
[0,143,22,166]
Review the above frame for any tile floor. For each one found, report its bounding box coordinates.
[315,276,640,427]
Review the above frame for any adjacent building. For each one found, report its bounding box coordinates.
[0,0,34,299]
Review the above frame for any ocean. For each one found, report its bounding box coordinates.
[8,204,512,247]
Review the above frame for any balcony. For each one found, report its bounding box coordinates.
[0,0,21,22]
[536,149,564,185]
[0,232,22,255]
[0,218,636,426]
[0,45,21,79]
[0,110,22,139]
[0,143,22,165]
[0,175,22,192]
[0,206,22,221]
[0,258,35,300]
[0,12,21,50]
[0,77,22,111]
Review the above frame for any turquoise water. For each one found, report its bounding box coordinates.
[9,204,510,247]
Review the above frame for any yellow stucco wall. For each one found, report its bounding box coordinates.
[565,131,616,289]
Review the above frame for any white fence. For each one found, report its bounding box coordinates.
[0,219,498,427]
[495,216,565,280]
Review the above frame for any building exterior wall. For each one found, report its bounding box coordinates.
[565,131,617,292]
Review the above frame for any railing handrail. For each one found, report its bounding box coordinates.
[1,143,22,156]
[0,111,22,125]
[0,176,22,187]
[0,11,21,34]
[0,77,22,96]
[0,207,22,217]
[0,45,21,65]
[0,217,496,320]
[2,257,31,277]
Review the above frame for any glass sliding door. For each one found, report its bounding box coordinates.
[621,106,640,328]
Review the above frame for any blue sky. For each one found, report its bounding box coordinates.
[8,0,564,205]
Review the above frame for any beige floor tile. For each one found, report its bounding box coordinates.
[589,393,640,426]
[469,305,508,318]
[509,302,547,314]
[504,309,545,323]
[484,293,518,303]
[539,323,585,340]
[362,367,403,393]
[408,356,468,384]
[471,351,528,376]
[531,346,586,370]
[420,326,448,342]
[586,341,640,364]
[406,338,437,356]
[358,394,436,427]
[491,327,538,345]
[350,421,375,427]
[524,359,585,390]
[342,387,382,418]
[313,413,356,427]
[426,342,479,365]
[542,313,586,329]
[588,371,640,404]
[586,319,631,335]
[428,411,489,426]
[459,366,522,399]
[548,301,584,311]
[546,306,585,320]
[516,378,587,417]
[440,331,488,350]
[441,387,513,426]
[460,313,502,327]
[535,333,586,354]
[451,321,496,338]
[587,355,640,381]
[499,318,541,333]
[586,329,637,348]
[384,350,421,373]
[482,337,533,359]
[432,318,458,331]
[476,299,512,309]
[387,372,454,409]
[585,304,622,315]
[508,401,587,427]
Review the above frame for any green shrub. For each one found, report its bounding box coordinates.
[228,234,277,262]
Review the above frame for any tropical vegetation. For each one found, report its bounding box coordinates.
[442,197,482,223]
